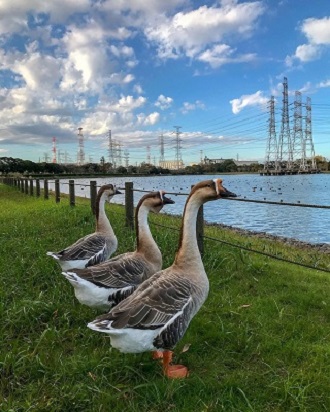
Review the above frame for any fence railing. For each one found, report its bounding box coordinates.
[1,176,330,273]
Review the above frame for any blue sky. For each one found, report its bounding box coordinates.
[0,0,330,165]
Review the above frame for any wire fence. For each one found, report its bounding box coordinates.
[1,176,330,274]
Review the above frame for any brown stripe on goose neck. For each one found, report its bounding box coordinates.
[95,184,113,220]
[135,192,159,246]
[175,180,214,261]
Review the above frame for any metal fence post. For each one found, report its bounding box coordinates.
[44,179,49,200]
[69,180,75,206]
[90,181,97,214]
[55,179,60,203]
[125,181,134,230]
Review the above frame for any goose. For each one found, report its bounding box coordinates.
[47,184,121,271]
[87,179,236,378]
[61,191,175,311]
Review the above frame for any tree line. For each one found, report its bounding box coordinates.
[0,156,328,176]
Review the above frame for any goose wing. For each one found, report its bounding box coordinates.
[95,271,194,349]
[68,253,148,289]
[58,233,109,265]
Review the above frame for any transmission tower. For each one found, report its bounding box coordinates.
[57,149,63,164]
[43,152,50,162]
[159,134,165,164]
[304,97,316,171]
[77,128,85,165]
[292,91,305,171]
[264,96,278,172]
[116,141,122,167]
[124,149,129,168]
[200,150,204,164]
[108,130,116,169]
[146,145,151,164]
[173,126,182,169]
[52,137,57,163]
[64,151,69,164]
[277,77,292,171]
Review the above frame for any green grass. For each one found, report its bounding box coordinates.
[1,183,330,412]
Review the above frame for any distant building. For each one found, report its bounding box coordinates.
[233,160,259,167]
[159,160,185,170]
[203,157,259,170]
[203,156,227,165]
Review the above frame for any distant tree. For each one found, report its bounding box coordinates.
[117,166,128,174]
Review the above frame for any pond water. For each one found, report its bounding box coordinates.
[42,174,330,245]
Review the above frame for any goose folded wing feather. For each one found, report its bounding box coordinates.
[68,255,149,289]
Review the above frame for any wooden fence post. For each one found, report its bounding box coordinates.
[36,179,40,197]
[125,182,134,230]
[191,185,204,256]
[24,179,29,195]
[69,180,75,206]
[44,179,49,199]
[55,179,60,203]
[90,181,97,214]
[29,179,34,196]
[17,179,20,190]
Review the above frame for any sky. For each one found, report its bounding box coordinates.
[0,0,330,166]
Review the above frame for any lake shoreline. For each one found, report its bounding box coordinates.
[207,221,330,253]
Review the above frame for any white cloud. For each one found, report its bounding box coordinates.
[286,43,321,66]
[155,94,173,110]
[180,100,205,114]
[0,0,91,35]
[302,17,330,45]
[197,44,256,68]
[318,79,330,88]
[136,111,160,126]
[230,91,268,114]
[115,95,146,112]
[286,16,330,66]
[144,1,265,60]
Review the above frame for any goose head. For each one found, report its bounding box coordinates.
[139,191,175,214]
[191,179,237,203]
[98,184,122,203]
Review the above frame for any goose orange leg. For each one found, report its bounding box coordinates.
[162,351,189,378]
[152,351,164,360]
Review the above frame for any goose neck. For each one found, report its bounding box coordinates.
[175,194,203,268]
[136,205,161,263]
[96,195,113,235]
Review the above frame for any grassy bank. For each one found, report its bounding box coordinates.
[1,184,330,412]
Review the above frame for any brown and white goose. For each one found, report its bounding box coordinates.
[47,184,121,271]
[61,191,175,311]
[87,179,236,378]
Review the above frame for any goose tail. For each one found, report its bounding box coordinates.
[46,251,60,260]
[62,271,80,285]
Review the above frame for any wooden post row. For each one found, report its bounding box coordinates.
[55,179,60,203]
[69,180,75,206]
[24,179,28,195]
[90,181,97,214]
[36,179,40,197]
[125,181,134,230]
[29,179,34,196]
[44,179,49,199]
